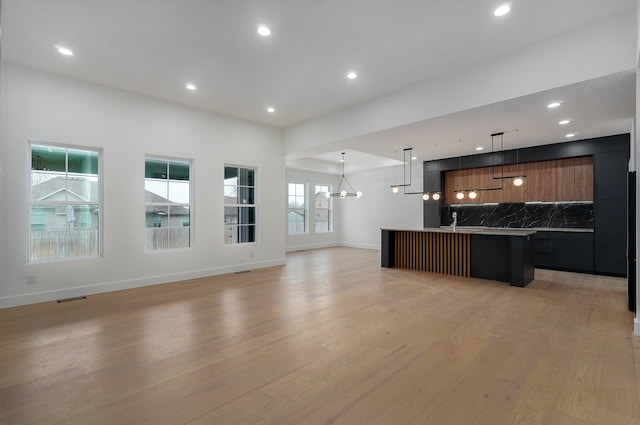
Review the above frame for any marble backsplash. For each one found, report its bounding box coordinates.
[447,202,594,229]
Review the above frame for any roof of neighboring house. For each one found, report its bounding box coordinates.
[32,176,190,216]
[32,176,98,202]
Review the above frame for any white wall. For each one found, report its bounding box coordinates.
[0,62,286,308]
[338,164,424,250]
[285,168,340,252]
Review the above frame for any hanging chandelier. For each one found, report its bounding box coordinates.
[390,147,440,200]
[328,152,362,198]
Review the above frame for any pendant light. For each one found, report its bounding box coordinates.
[329,152,362,198]
[512,148,525,186]
[390,147,440,200]
[454,132,515,199]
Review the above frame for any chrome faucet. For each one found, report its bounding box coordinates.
[451,212,457,231]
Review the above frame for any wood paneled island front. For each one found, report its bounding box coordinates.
[381,227,536,287]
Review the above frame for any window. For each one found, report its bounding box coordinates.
[224,166,256,244]
[288,182,307,235]
[30,143,101,262]
[315,184,332,233]
[145,157,192,250]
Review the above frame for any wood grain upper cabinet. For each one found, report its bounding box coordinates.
[501,164,525,203]
[444,156,593,204]
[523,160,556,201]
[556,157,593,201]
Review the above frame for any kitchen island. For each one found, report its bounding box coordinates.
[381,227,536,287]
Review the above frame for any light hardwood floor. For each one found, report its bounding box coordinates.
[1,247,639,425]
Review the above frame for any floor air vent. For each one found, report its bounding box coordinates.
[57,296,87,303]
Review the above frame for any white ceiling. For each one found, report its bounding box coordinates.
[2,0,637,173]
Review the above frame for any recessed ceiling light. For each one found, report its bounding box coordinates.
[267,107,275,113]
[565,133,576,138]
[347,71,358,79]
[57,47,74,56]
[476,146,484,151]
[185,83,197,91]
[493,4,511,17]
[558,119,571,125]
[257,25,271,36]
[547,101,562,108]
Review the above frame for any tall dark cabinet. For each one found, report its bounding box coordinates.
[594,149,629,276]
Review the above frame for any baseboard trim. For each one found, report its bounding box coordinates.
[339,242,380,250]
[0,258,287,309]
[286,242,338,252]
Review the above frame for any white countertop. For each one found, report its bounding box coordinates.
[382,227,537,237]
[444,226,593,233]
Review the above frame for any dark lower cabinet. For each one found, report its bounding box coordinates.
[534,231,594,273]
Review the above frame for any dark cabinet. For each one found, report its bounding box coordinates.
[593,149,628,276]
[423,170,443,227]
[595,199,627,275]
[423,171,441,193]
[423,204,441,228]
[594,151,628,200]
[534,231,594,273]
[534,237,554,268]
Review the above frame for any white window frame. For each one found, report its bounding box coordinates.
[224,165,258,244]
[144,155,193,252]
[314,184,333,233]
[288,182,308,235]
[28,141,103,263]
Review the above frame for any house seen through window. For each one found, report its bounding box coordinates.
[30,143,101,262]
[315,184,332,233]
[288,182,307,235]
[224,166,256,244]
[145,157,192,250]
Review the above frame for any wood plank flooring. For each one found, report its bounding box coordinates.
[1,247,638,424]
